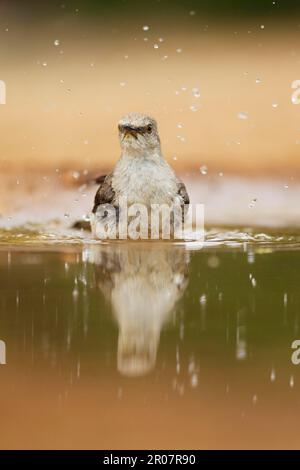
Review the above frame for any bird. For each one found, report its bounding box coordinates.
[90,112,189,239]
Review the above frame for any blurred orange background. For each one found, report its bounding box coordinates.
[1,4,300,177]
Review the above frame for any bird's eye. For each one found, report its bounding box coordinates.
[147,125,152,133]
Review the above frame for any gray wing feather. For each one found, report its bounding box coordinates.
[177,181,189,206]
[177,181,189,223]
[92,174,116,213]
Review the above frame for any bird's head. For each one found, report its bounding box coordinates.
[118,112,161,155]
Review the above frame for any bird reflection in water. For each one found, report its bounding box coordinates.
[85,243,189,377]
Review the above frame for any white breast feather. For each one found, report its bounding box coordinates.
[112,154,178,206]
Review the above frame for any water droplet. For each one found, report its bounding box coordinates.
[190,105,198,112]
[255,78,261,84]
[207,256,220,268]
[177,123,183,128]
[249,197,257,208]
[153,43,159,49]
[64,213,70,219]
[284,184,289,190]
[42,61,48,67]
[270,367,276,382]
[260,25,265,29]
[290,375,294,388]
[72,287,79,300]
[190,374,198,388]
[54,39,60,46]
[218,172,224,177]
[142,25,149,31]
[187,359,195,374]
[192,87,200,98]
[238,111,248,120]
[291,95,298,104]
[158,37,164,43]
[199,165,208,175]
[272,103,278,108]
[176,48,182,53]
[199,294,207,305]
[72,171,80,180]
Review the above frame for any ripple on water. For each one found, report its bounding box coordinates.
[0,224,300,251]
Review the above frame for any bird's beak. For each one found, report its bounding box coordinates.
[123,126,138,139]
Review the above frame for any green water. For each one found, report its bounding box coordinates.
[0,234,300,448]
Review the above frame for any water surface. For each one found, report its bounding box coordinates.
[0,231,299,449]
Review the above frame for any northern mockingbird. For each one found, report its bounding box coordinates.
[91,112,189,239]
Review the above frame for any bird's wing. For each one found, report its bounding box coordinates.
[94,174,107,185]
[177,181,190,206]
[176,180,190,224]
[92,174,116,213]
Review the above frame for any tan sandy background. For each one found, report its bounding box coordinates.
[1,16,300,177]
